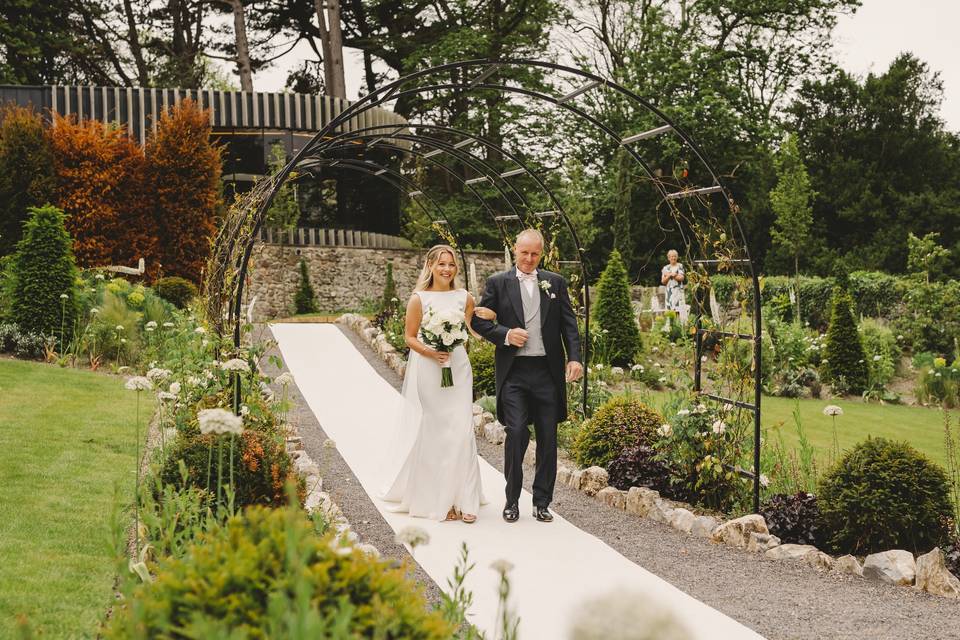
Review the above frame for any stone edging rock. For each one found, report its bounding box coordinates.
[335,314,960,600]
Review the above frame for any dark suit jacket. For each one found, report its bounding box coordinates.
[471,269,582,423]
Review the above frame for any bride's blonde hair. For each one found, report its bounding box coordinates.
[415,244,459,291]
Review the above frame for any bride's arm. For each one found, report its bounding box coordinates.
[404,294,448,365]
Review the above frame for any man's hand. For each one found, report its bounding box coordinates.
[506,328,529,347]
[565,361,584,383]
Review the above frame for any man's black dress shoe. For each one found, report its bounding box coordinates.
[502,503,519,523]
[533,505,553,522]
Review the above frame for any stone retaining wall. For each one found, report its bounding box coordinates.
[246,244,507,321]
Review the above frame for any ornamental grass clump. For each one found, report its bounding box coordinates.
[818,437,954,555]
[822,287,868,394]
[104,506,453,639]
[571,396,662,468]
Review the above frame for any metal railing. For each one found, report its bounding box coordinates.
[256,227,413,249]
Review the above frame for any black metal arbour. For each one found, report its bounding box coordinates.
[215,58,764,512]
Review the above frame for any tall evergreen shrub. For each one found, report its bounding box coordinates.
[594,248,641,366]
[823,287,868,394]
[294,259,317,314]
[10,205,78,344]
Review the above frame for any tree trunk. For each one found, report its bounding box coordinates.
[229,0,253,91]
[122,0,150,85]
[325,0,347,98]
[313,0,334,92]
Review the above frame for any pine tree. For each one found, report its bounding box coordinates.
[823,287,868,394]
[0,104,55,256]
[594,249,641,366]
[10,205,79,345]
[294,259,318,314]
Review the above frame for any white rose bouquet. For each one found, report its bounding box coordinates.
[420,307,469,387]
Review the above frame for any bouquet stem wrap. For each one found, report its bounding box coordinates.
[440,365,454,387]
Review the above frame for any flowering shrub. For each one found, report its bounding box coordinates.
[818,437,953,555]
[105,506,453,639]
[571,396,662,468]
[914,353,960,407]
[655,402,752,512]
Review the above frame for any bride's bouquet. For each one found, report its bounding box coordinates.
[420,307,469,387]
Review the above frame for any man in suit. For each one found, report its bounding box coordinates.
[472,228,583,523]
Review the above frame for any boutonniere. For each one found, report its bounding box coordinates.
[539,279,551,292]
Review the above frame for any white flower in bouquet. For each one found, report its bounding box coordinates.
[198,408,244,435]
[124,376,153,391]
[221,358,251,373]
[441,331,456,346]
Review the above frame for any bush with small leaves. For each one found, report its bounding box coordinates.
[159,429,303,509]
[760,492,826,547]
[105,506,453,639]
[572,396,662,468]
[468,338,496,399]
[818,437,953,555]
[154,276,197,309]
[606,445,674,494]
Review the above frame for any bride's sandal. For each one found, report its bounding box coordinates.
[461,513,477,524]
[444,508,461,522]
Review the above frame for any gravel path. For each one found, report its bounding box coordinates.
[269,324,960,639]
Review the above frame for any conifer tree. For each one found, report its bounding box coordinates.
[594,249,641,366]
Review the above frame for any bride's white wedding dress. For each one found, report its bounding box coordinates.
[380,289,485,520]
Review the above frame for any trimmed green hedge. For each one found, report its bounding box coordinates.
[711,271,907,328]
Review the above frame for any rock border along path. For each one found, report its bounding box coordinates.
[333,319,960,640]
[271,322,764,640]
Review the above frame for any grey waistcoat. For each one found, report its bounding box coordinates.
[517,280,546,357]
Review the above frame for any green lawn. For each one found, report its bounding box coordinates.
[761,394,951,470]
[0,358,150,638]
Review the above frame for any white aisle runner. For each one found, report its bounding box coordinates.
[272,323,765,640]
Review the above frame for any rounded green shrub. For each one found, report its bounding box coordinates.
[469,338,496,399]
[594,248,641,366]
[154,276,197,309]
[818,437,953,555]
[571,396,662,468]
[105,506,453,639]
[9,205,79,346]
[823,287,868,394]
[160,429,303,509]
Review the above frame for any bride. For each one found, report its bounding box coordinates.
[380,244,491,523]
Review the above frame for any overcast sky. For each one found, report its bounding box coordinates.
[252,1,959,132]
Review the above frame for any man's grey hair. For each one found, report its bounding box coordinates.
[514,228,545,249]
